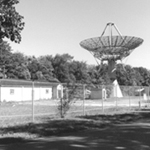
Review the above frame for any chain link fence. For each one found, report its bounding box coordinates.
[0,82,150,126]
[61,83,150,117]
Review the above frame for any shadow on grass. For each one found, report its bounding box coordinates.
[0,118,108,137]
[81,111,150,123]
[0,112,150,150]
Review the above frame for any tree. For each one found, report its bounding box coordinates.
[87,65,98,84]
[88,64,111,85]
[6,52,31,79]
[69,60,90,84]
[116,64,147,86]
[0,41,12,78]
[0,0,24,78]
[51,54,74,83]
[116,64,128,85]
[27,57,42,81]
[116,64,138,86]
[132,67,143,86]
[98,63,111,85]
[0,0,24,43]
[38,55,54,81]
[27,56,56,82]
[134,67,150,86]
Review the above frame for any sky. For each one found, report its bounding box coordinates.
[9,0,150,69]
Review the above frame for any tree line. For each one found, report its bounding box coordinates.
[0,41,150,86]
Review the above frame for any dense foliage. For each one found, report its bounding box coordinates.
[0,41,150,86]
[0,0,24,43]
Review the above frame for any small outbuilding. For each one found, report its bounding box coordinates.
[0,79,63,102]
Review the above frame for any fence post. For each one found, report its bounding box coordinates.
[0,84,1,104]
[82,84,86,116]
[129,91,131,109]
[148,86,150,102]
[139,87,142,109]
[60,98,63,118]
[102,87,106,113]
[115,84,118,111]
[128,86,131,109]
[66,87,68,100]
[21,86,23,102]
[32,81,34,122]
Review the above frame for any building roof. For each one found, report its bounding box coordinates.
[0,79,60,87]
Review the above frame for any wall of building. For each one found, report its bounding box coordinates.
[0,86,53,102]
[0,79,63,102]
[90,89,102,99]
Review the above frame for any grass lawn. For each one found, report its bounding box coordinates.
[0,100,59,116]
[0,98,149,128]
[0,112,150,149]
[0,98,145,116]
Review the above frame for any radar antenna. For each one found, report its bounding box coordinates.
[80,23,143,82]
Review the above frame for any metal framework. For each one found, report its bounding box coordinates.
[80,23,144,63]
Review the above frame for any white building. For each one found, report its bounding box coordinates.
[0,79,63,102]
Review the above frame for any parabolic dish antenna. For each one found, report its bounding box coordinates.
[80,23,143,63]
[80,23,144,82]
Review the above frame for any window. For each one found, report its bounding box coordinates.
[46,89,49,94]
[10,89,14,95]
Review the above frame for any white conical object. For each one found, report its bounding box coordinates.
[113,80,123,97]
[143,93,147,101]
